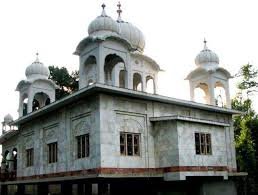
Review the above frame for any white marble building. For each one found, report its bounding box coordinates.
[0,3,243,195]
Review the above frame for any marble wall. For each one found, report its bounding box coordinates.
[2,92,236,179]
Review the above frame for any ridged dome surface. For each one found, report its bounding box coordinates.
[118,21,145,52]
[25,59,50,80]
[88,16,119,35]
[4,114,13,123]
[88,5,119,36]
[195,41,219,69]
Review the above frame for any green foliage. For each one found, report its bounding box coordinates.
[232,63,258,193]
[236,63,258,94]
[48,66,79,100]
[235,116,256,172]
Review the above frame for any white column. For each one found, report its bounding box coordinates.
[189,81,195,101]
[208,77,215,106]
[225,82,231,108]
[142,74,146,92]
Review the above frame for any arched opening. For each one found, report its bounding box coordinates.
[5,150,11,169]
[104,54,125,86]
[22,95,28,116]
[194,83,209,104]
[119,70,126,88]
[83,56,97,86]
[12,148,17,171]
[215,82,226,107]
[133,73,142,91]
[45,98,50,106]
[2,150,9,170]
[88,79,94,86]
[32,99,40,111]
[146,76,155,93]
[4,150,9,160]
[32,92,50,111]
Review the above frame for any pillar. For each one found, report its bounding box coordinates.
[208,78,215,106]
[225,82,231,108]
[38,183,48,195]
[17,184,25,195]
[189,81,195,101]
[61,182,72,195]
[98,183,110,195]
[1,185,7,195]
[78,183,84,195]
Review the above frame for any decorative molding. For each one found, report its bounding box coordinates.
[150,115,230,127]
[3,166,236,184]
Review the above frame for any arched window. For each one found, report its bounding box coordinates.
[215,81,226,107]
[22,95,28,116]
[104,54,125,86]
[146,76,154,93]
[194,83,209,104]
[84,56,97,83]
[133,73,142,91]
[32,92,50,111]
[119,70,126,88]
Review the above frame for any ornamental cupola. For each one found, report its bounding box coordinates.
[186,39,232,108]
[16,54,57,117]
[25,53,50,80]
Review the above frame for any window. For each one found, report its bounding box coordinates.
[195,133,212,155]
[26,148,34,167]
[77,134,90,158]
[48,142,58,163]
[120,132,140,156]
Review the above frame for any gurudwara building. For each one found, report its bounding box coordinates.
[0,3,244,195]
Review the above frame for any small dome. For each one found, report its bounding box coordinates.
[195,40,219,69]
[88,4,119,36]
[4,114,13,123]
[25,54,50,80]
[118,21,145,52]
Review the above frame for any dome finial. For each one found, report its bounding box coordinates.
[101,3,107,16]
[35,52,39,62]
[203,38,208,50]
[117,1,123,22]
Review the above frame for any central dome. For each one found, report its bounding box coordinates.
[117,21,145,52]
[88,4,119,36]
[25,54,50,80]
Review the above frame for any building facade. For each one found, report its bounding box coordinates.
[0,3,243,195]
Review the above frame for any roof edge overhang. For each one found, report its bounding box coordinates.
[185,67,233,80]
[0,130,19,144]
[74,34,136,55]
[11,83,242,126]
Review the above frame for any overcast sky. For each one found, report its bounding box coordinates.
[0,0,258,124]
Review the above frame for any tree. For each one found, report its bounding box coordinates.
[48,66,79,100]
[236,63,258,95]
[232,63,258,193]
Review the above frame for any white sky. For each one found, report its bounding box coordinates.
[0,0,258,125]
